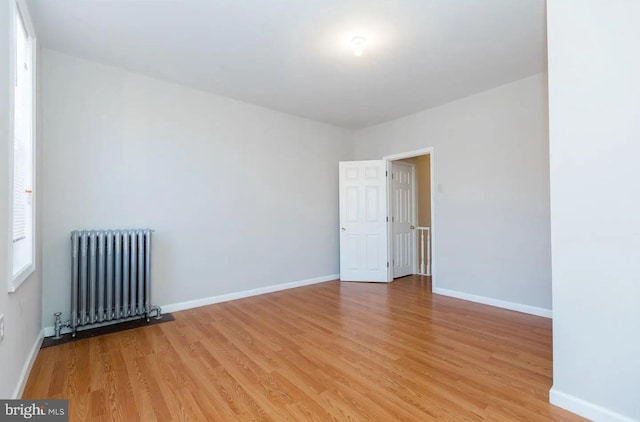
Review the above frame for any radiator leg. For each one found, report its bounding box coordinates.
[148,305,162,321]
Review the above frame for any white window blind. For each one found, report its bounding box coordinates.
[13,9,31,243]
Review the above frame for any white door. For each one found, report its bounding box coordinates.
[391,162,415,278]
[339,160,389,282]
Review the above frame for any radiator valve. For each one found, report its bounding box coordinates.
[53,312,70,339]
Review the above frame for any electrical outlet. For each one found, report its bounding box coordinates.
[0,314,4,341]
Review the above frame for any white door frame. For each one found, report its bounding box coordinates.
[390,160,417,278]
[383,147,435,289]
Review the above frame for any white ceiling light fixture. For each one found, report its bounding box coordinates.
[350,36,366,57]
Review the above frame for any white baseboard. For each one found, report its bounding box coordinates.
[160,274,339,314]
[43,274,339,337]
[433,287,552,318]
[550,387,636,422]
[13,329,44,399]
[44,325,65,338]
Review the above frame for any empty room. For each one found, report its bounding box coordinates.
[1,0,638,421]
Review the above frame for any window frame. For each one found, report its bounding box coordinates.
[8,0,37,292]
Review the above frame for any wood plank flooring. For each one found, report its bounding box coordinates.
[23,276,584,421]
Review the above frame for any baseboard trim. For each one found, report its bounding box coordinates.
[43,326,58,338]
[433,287,552,318]
[43,274,339,337]
[162,274,339,314]
[13,329,44,399]
[550,387,636,422]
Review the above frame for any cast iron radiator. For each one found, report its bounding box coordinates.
[54,229,161,338]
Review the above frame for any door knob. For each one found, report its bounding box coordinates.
[410,225,415,229]
[341,227,346,231]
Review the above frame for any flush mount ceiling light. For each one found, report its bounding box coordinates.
[350,36,366,57]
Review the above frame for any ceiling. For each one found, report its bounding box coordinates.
[27,0,546,129]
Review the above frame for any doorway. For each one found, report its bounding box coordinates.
[338,147,434,285]
[383,148,435,280]
[388,152,432,281]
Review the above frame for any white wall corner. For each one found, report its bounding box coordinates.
[13,329,44,399]
[433,287,552,318]
[550,387,638,422]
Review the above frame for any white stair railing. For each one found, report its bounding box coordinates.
[416,227,431,276]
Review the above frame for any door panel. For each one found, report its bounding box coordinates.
[339,161,389,282]
[392,162,415,278]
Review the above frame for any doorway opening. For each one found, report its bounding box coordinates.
[337,148,434,287]
[384,148,434,285]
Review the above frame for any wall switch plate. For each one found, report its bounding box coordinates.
[0,314,4,341]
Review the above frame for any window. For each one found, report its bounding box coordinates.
[10,1,36,291]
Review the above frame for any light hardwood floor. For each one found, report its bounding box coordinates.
[24,276,584,421]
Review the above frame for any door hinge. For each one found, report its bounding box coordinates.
[386,216,388,222]
[392,216,395,222]
[387,262,389,268]
[385,171,388,177]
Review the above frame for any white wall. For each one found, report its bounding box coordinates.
[0,1,43,399]
[354,73,551,313]
[41,49,351,328]
[548,1,640,420]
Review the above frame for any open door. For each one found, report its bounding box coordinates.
[339,160,389,282]
[391,161,416,278]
